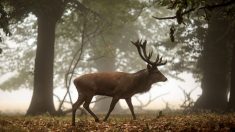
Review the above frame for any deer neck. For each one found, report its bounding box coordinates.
[132,69,152,93]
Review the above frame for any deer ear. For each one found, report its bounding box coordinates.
[147,64,152,72]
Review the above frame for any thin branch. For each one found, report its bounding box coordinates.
[57,18,87,111]
[57,42,85,111]
[55,1,107,113]
[152,0,235,20]
[68,0,91,13]
[143,92,169,107]
[54,93,62,103]
[68,0,103,20]
[67,89,73,106]
[86,55,105,61]
[90,96,109,104]
[178,86,197,109]
[134,96,144,106]
[153,8,195,20]
[134,92,169,108]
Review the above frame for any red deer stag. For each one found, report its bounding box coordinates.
[72,39,167,126]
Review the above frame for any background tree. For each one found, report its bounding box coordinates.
[0,3,11,54]
[153,0,235,110]
[1,0,69,115]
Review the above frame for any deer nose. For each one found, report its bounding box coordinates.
[164,78,168,82]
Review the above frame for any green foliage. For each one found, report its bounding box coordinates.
[0,0,31,25]
[0,3,11,43]
[0,0,66,42]
[0,14,36,91]
[151,0,235,79]
[0,71,33,91]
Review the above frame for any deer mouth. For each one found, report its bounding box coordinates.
[163,78,168,82]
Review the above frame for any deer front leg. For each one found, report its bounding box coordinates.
[125,98,136,120]
[103,97,119,121]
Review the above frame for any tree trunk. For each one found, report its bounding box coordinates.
[26,15,57,115]
[194,16,230,110]
[228,43,235,110]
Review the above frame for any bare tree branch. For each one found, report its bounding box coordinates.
[179,86,197,110]
[153,8,195,20]
[57,17,88,112]
[56,11,106,113]
[134,92,169,109]
[152,0,235,20]
[90,96,109,104]
[54,93,62,103]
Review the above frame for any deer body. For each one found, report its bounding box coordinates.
[72,40,167,126]
[74,69,163,99]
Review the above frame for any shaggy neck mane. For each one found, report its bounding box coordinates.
[132,69,152,93]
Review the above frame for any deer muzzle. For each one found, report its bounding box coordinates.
[163,77,168,82]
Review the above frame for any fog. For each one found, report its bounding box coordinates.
[0,73,201,114]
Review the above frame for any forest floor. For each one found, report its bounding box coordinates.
[0,112,235,132]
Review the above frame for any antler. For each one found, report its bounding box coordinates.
[131,39,167,67]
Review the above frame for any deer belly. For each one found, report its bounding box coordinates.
[94,86,117,96]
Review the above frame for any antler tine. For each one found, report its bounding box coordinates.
[131,39,155,65]
[131,39,140,48]
[142,40,147,54]
[131,40,149,63]
[163,60,167,65]
[154,54,167,66]
[148,50,153,60]
[156,57,167,66]
[140,40,154,63]
[156,54,160,62]
[159,57,163,63]
[132,39,167,67]
[157,60,167,66]
[143,40,147,47]
[139,39,142,45]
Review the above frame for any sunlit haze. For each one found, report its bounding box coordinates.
[0,73,201,114]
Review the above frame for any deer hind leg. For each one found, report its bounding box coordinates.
[83,95,100,122]
[125,98,136,120]
[103,97,119,121]
[72,95,85,126]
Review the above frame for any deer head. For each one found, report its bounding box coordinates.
[131,39,167,82]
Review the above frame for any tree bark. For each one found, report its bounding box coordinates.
[194,15,230,110]
[228,43,235,110]
[25,0,65,115]
[26,15,57,115]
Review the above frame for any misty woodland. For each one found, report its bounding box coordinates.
[1,0,235,131]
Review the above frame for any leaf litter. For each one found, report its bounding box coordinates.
[0,113,235,131]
